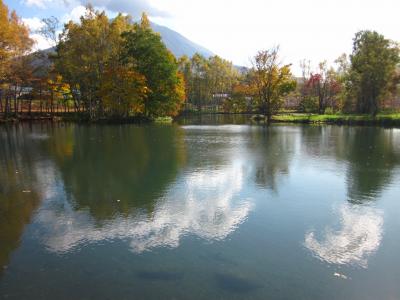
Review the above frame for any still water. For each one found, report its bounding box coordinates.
[1,116,400,299]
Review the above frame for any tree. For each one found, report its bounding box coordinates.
[0,0,33,118]
[178,53,239,112]
[37,16,60,47]
[306,62,341,114]
[55,7,134,119]
[0,0,33,80]
[333,54,353,112]
[187,53,209,110]
[99,64,147,118]
[251,47,296,123]
[348,30,400,115]
[122,13,185,117]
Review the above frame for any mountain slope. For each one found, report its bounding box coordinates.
[150,22,214,58]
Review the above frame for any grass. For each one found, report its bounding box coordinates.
[154,116,174,124]
[272,113,400,126]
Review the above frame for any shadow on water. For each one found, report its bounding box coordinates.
[136,270,184,281]
[214,273,263,293]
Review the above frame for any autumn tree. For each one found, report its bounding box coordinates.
[0,0,33,80]
[99,65,147,118]
[306,62,341,114]
[251,47,296,123]
[0,0,33,117]
[178,53,238,111]
[186,53,210,110]
[348,30,399,115]
[55,7,135,119]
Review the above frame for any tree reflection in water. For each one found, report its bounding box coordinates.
[303,127,400,268]
[35,124,256,253]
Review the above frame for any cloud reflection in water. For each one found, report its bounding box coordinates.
[304,204,383,268]
[37,160,252,254]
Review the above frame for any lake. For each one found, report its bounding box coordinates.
[1,116,400,299]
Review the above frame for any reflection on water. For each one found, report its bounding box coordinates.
[344,128,400,203]
[1,122,400,299]
[304,204,383,268]
[248,126,296,190]
[0,126,43,275]
[37,159,252,253]
[300,126,400,202]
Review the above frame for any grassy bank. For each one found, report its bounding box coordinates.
[3,112,400,127]
[272,113,400,126]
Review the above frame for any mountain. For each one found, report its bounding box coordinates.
[150,22,214,58]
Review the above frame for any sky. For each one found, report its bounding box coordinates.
[5,0,400,74]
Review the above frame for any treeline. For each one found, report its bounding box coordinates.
[1,0,399,122]
[179,33,399,121]
[0,3,185,120]
[211,32,399,121]
[175,34,400,123]
[296,32,400,116]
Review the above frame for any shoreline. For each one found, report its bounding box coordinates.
[1,112,400,127]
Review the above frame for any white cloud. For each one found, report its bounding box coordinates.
[61,5,87,23]
[78,0,168,18]
[22,17,44,31]
[31,33,53,50]
[22,17,53,50]
[23,0,50,9]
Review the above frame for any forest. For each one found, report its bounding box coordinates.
[1,1,399,122]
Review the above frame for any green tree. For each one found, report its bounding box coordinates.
[348,30,399,115]
[122,13,185,117]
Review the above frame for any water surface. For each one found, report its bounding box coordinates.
[1,118,400,299]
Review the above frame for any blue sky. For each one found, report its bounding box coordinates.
[5,0,400,74]
[5,0,66,19]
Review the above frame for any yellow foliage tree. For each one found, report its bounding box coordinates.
[99,65,148,118]
[0,0,33,81]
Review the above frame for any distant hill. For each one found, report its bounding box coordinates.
[150,22,214,58]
